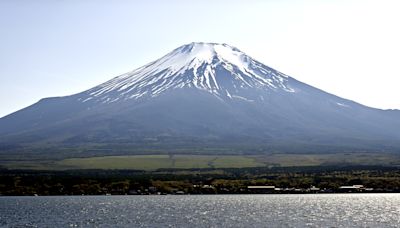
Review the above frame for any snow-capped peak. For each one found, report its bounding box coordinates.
[81,42,295,104]
[128,42,250,79]
[167,42,249,72]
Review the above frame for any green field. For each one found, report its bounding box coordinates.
[2,152,400,171]
[56,155,266,170]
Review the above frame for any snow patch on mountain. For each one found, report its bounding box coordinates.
[337,102,350,108]
[79,42,296,104]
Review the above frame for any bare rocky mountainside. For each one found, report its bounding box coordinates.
[1,42,400,159]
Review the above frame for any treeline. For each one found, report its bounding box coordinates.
[1,166,400,195]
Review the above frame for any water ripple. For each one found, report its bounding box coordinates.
[1,194,400,227]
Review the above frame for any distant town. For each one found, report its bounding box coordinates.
[1,166,400,196]
[113,184,381,196]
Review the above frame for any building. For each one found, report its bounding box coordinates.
[247,186,276,193]
[339,185,365,192]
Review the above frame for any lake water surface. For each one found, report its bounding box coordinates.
[1,194,400,227]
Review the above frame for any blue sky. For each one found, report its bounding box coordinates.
[1,0,399,117]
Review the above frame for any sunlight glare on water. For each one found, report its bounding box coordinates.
[1,194,400,227]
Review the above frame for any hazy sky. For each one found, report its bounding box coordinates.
[1,0,399,117]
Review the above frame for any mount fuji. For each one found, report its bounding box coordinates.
[1,42,400,159]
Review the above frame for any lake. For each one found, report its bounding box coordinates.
[1,194,400,227]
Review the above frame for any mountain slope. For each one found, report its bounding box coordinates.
[1,42,400,159]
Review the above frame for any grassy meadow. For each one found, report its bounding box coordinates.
[57,155,265,170]
[1,152,400,171]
